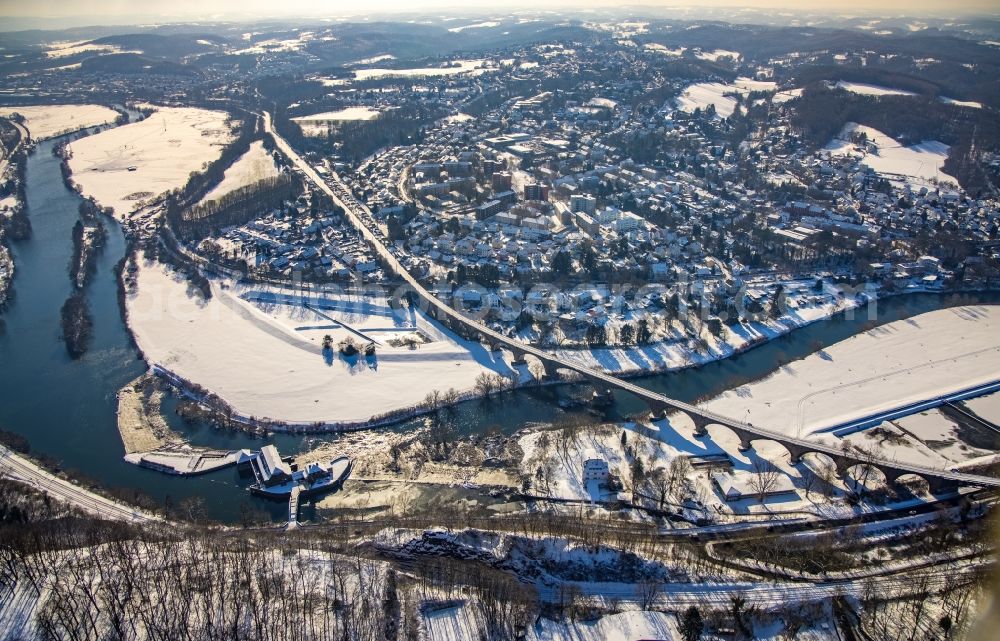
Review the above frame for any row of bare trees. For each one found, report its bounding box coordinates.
[0,513,564,641]
[473,372,519,397]
[859,572,987,641]
[2,520,398,641]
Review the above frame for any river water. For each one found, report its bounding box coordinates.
[2,134,998,523]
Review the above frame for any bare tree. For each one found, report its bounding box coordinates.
[474,372,509,397]
[648,468,671,510]
[636,578,660,610]
[850,443,883,497]
[748,459,781,502]
[668,456,692,500]
[423,389,442,411]
[441,387,460,408]
[940,573,981,637]
[801,468,819,500]
[906,573,933,641]
[729,592,758,641]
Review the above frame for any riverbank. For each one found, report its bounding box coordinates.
[117,372,250,476]
[116,372,179,454]
[0,104,120,142]
[153,362,483,434]
[0,237,12,317]
[125,247,1000,435]
[305,424,524,519]
[548,284,1000,381]
[0,444,162,522]
[65,105,234,219]
[0,125,26,318]
[125,257,510,427]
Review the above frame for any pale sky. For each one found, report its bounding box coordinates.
[1,0,997,20]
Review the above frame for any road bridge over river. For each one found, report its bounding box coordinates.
[264,113,1000,494]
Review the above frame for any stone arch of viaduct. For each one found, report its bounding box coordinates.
[486,338,985,495]
[418,277,993,495]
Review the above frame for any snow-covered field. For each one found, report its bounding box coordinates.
[349,54,395,66]
[675,78,777,118]
[773,87,804,104]
[940,96,985,109]
[200,140,278,203]
[67,106,234,217]
[231,31,325,55]
[293,107,381,122]
[526,612,679,641]
[422,604,481,641]
[353,60,491,80]
[702,305,1000,441]
[837,421,951,470]
[293,107,382,136]
[425,606,680,641]
[0,104,118,140]
[127,260,510,424]
[695,49,741,62]
[447,20,501,32]
[44,40,136,58]
[676,82,740,118]
[644,43,685,56]
[732,77,778,93]
[316,77,351,87]
[824,122,957,187]
[887,409,993,465]
[835,81,917,97]
[835,81,983,109]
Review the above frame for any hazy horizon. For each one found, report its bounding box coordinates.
[1,0,998,29]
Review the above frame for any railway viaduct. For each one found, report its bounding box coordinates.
[265,113,1000,495]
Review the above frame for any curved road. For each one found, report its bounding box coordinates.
[263,113,1000,490]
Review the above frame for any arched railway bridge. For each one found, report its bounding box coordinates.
[265,114,1000,495]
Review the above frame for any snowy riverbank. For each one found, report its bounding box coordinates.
[125,259,512,426]
[552,286,870,378]
[702,304,1000,440]
[125,243,1000,433]
[0,104,119,141]
[66,105,234,218]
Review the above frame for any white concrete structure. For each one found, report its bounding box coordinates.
[583,458,610,482]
